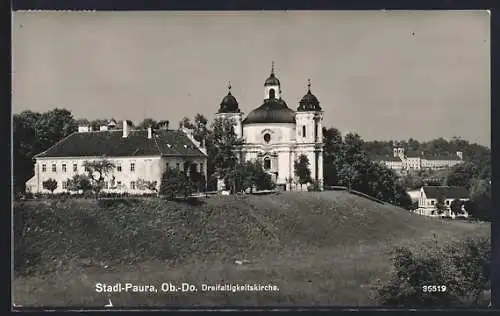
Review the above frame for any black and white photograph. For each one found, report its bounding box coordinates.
[12,10,492,308]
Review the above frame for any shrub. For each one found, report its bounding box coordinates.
[376,235,491,308]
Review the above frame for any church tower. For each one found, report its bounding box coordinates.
[215,81,243,140]
[264,62,281,100]
[295,79,324,190]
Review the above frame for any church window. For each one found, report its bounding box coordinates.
[264,133,271,143]
[264,157,271,170]
[269,89,276,99]
[130,163,135,172]
[302,125,306,137]
[117,165,122,172]
[52,164,57,172]
[315,123,318,142]
[73,164,77,172]
[130,181,136,190]
[62,164,67,172]
[42,164,46,172]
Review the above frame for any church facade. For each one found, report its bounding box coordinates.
[215,64,324,190]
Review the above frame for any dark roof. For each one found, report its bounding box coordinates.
[422,154,460,161]
[35,129,206,158]
[218,91,240,113]
[297,89,322,112]
[422,186,469,199]
[243,98,295,124]
[264,73,280,86]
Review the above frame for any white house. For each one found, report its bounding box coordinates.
[25,120,208,194]
[414,185,470,218]
[216,63,324,191]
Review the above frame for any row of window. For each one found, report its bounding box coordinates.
[166,163,204,172]
[61,180,150,190]
[41,161,206,174]
[41,163,136,173]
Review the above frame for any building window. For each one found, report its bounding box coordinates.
[446,200,450,205]
[73,164,77,172]
[117,181,122,187]
[315,123,318,142]
[176,163,180,170]
[42,164,46,172]
[62,181,68,189]
[166,163,170,169]
[264,157,271,170]
[117,165,122,172]
[302,125,306,137]
[52,164,57,172]
[84,165,89,172]
[200,163,204,174]
[130,163,135,172]
[431,200,435,205]
[269,88,275,99]
[264,133,271,143]
[62,164,67,172]
[130,181,136,190]
[104,182,109,189]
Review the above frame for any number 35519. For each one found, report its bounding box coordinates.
[422,285,447,292]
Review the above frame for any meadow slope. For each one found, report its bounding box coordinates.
[13,191,490,307]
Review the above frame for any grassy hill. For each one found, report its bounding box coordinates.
[13,191,490,307]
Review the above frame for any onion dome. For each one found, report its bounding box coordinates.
[243,97,295,124]
[217,81,240,113]
[297,79,322,111]
[264,61,281,86]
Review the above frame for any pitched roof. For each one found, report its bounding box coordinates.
[422,186,469,199]
[422,154,460,161]
[35,129,207,158]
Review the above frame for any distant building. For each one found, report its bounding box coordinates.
[375,142,463,173]
[25,120,208,194]
[414,186,470,218]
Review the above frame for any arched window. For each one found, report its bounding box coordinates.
[264,157,271,170]
[269,89,276,99]
[302,125,306,137]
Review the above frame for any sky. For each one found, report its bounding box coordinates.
[12,10,491,146]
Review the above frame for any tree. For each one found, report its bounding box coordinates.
[66,174,92,193]
[206,117,243,192]
[450,198,464,215]
[159,168,193,199]
[136,118,159,130]
[82,159,116,198]
[13,109,78,194]
[322,127,343,186]
[435,195,447,215]
[159,168,182,200]
[135,179,158,192]
[294,154,312,191]
[42,178,58,194]
[446,163,477,190]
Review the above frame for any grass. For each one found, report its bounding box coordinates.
[13,191,490,307]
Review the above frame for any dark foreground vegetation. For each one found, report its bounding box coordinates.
[13,191,490,307]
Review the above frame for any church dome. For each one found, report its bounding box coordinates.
[217,83,240,113]
[297,80,322,111]
[243,98,295,124]
[264,62,281,86]
[264,73,280,86]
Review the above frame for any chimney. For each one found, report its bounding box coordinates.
[147,126,152,139]
[122,120,129,138]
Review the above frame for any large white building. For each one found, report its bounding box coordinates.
[377,143,463,173]
[25,120,208,194]
[215,64,324,190]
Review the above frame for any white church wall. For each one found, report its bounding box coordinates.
[243,123,296,144]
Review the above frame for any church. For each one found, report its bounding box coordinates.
[215,64,325,191]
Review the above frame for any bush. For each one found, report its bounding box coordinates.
[376,236,491,308]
